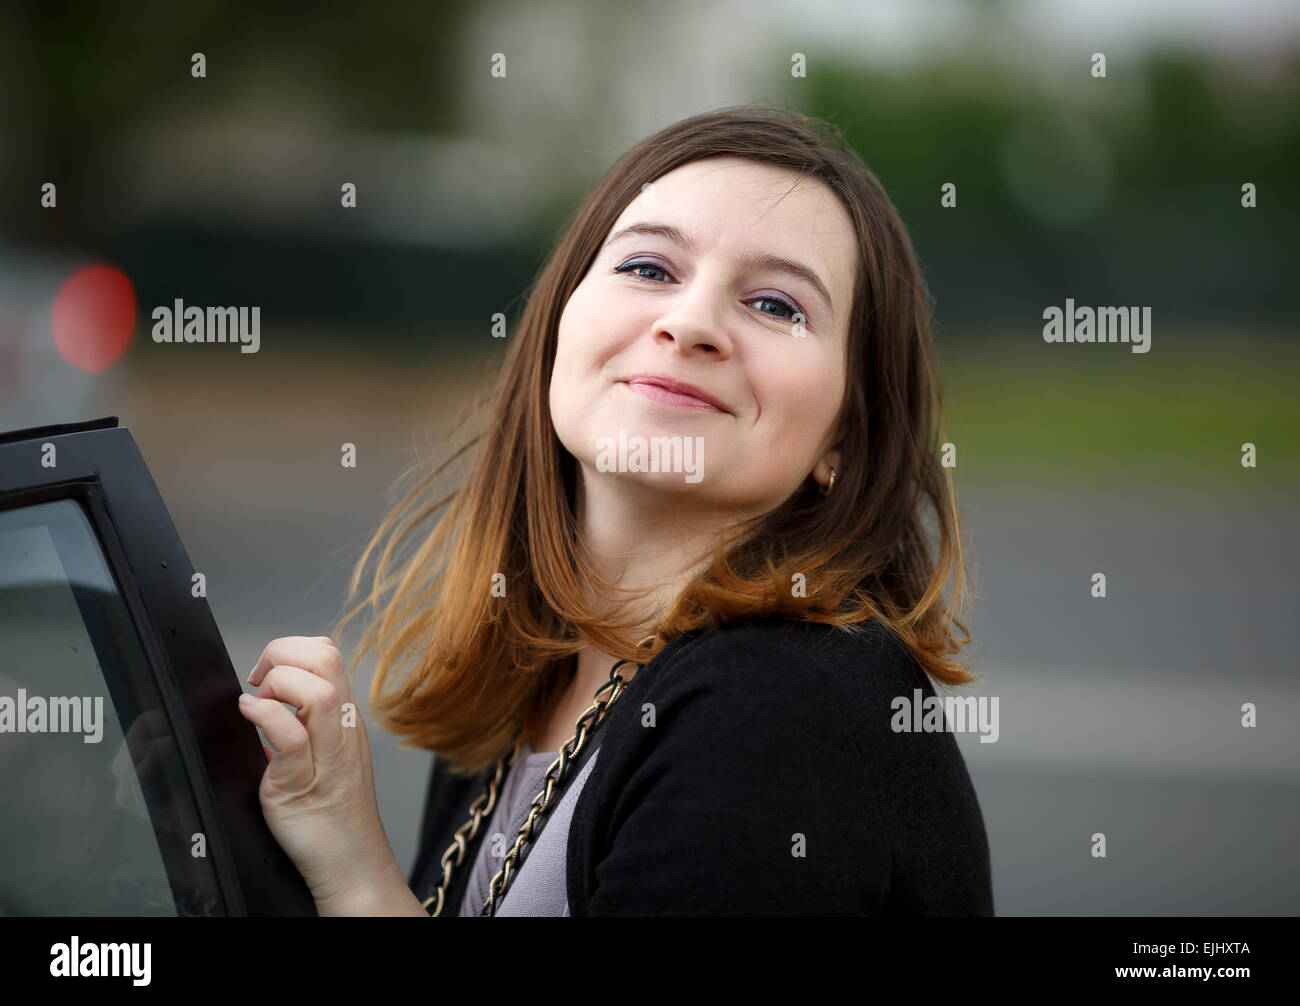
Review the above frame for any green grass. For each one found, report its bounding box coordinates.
[936,328,1300,494]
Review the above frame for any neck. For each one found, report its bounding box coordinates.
[573,461,750,620]
[521,468,749,753]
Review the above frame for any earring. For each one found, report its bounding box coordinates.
[820,467,838,496]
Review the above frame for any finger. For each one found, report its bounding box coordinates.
[237,694,313,789]
[246,639,340,686]
[255,663,345,762]
[261,742,274,763]
[249,636,347,693]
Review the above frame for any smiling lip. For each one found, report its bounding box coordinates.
[621,375,731,414]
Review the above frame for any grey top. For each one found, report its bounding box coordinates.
[457,741,602,917]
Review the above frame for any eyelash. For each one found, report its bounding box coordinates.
[613,259,806,326]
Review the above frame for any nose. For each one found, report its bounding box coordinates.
[649,270,734,357]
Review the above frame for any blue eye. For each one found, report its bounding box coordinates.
[751,296,800,321]
[614,260,671,283]
[614,260,806,327]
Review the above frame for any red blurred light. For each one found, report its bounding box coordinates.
[51,265,137,372]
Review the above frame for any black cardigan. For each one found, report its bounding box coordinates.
[407,614,994,916]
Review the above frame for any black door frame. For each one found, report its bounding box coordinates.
[0,416,315,916]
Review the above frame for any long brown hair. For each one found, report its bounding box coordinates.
[331,104,976,776]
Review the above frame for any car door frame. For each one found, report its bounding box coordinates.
[0,415,316,916]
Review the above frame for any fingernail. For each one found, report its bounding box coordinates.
[239,693,257,706]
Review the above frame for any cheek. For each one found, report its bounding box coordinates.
[753,348,842,434]
[551,288,617,438]
[555,283,618,369]
[552,300,594,391]
[739,353,843,482]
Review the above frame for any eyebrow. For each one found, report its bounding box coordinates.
[602,221,835,316]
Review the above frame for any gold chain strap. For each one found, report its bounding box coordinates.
[418,742,517,917]
[422,638,656,917]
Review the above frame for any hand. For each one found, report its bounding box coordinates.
[236,635,406,914]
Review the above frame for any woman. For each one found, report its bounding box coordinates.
[237,104,994,916]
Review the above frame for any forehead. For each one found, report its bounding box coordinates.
[611,157,858,309]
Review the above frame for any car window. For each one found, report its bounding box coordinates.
[0,498,226,916]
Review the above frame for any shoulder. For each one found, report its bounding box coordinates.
[608,614,953,800]
[630,615,931,736]
[569,614,993,915]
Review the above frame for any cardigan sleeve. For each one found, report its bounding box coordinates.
[581,623,896,916]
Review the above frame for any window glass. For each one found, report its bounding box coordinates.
[0,498,226,915]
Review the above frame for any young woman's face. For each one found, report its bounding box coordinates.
[551,156,857,514]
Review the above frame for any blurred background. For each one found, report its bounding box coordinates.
[1,0,1297,915]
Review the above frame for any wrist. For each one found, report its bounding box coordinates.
[314,855,426,917]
